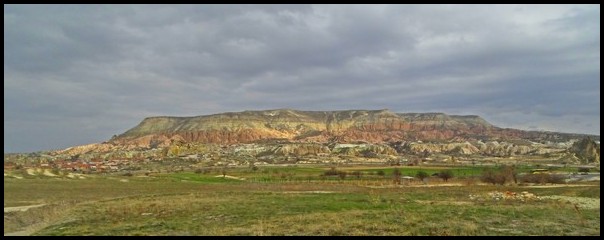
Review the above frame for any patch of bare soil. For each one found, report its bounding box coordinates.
[42,170,57,177]
[4,204,47,213]
[26,169,36,176]
[4,204,49,236]
[214,175,246,180]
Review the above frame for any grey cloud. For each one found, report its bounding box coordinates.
[4,4,600,152]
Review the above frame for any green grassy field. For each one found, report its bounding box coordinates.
[3,166,600,236]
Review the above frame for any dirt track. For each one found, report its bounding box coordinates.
[4,204,46,213]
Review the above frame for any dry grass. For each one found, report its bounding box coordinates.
[4,173,600,236]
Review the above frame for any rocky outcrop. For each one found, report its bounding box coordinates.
[332,144,398,157]
[390,140,568,157]
[570,138,600,164]
[265,144,331,156]
[474,141,534,157]
[57,143,114,155]
[404,142,480,155]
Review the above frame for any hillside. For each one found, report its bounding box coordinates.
[109,109,597,148]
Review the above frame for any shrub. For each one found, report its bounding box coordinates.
[480,169,506,185]
[392,168,402,184]
[323,167,348,180]
[463,177,477,186]
[548,174,566,184]
[500,165,518,184]
[520,173,565,184]
[194,168,211,174]
[392,168,401,177]
[416,171,429,181]
[377,170,385,177]
[480,166,519,185]
[324,167,339,176]
[438,170,454,182]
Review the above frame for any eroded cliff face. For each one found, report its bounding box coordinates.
[569,138,600,164]
[402,141,566,157]
[109,109,593,149]
[265,144,331,156]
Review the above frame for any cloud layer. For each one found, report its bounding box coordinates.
[4,4,600,152]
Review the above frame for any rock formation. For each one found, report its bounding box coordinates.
[46,109,598,163]
[569,138,600,164]
[110,109,596,149]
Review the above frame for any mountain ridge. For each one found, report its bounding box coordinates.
[110,109,598,148]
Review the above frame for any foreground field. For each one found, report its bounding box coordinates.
[4,167,600,236]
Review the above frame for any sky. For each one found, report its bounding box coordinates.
[4,4,600,153]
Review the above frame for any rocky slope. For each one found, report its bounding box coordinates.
[569,138,600,164]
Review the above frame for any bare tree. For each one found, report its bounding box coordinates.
[392,168,402,184]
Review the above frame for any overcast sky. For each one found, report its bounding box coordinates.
[4,4,600,153]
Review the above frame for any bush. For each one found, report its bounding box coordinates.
[323,167,348,180]
[480,169,506,185]
[194,168,211,174]
[500,165,518,184]
[416,171,429,181]
[324,167,339,176]
[351,171,363,179]
[377,170,385,177]
[438,170,454,182]
[480,166,519,185]
[392,168,401,177]
[392,168,402,184]
[520,173,565,184]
